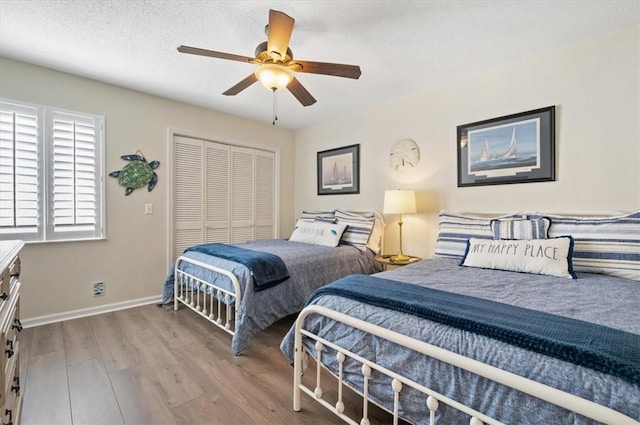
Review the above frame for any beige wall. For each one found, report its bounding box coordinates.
[294,25,640,259]
[0,57,296,321]
[2,24,639,322]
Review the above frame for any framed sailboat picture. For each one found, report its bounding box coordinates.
[317,144,360,195]
[457,106,555,187]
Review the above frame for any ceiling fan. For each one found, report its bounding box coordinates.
[177,9,361,107]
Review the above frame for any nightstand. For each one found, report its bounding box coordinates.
[374,254,421,270]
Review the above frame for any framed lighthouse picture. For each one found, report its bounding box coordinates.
[457,106,555,187]
[317,144,360,195]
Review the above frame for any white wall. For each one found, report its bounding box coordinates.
[0,57,296,321]
[294,25,640,260]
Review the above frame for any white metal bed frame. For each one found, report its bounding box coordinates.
[173,255,242,335]
[293,305,639,425]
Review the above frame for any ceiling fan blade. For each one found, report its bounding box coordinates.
[287,77,316,107]
[223,74,258,96]
[177,45,256,63]
[267,10,295,61]
[294,60,362,79]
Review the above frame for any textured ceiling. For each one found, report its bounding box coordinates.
[1,1,638,130]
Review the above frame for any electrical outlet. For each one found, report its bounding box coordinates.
[92,281,105,297]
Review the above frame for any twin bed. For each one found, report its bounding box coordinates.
[162,209,383,355]
[280,210,640,424]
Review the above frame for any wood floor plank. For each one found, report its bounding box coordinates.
[109,364,178,425]
[21,350,71,425]
[63,317,101,365]
[29,321,64,357]
[169,391,256,425]
[113,304,155,337]
[130,328,204,408]
[145,304,197,349]
[90,312,140,373]
[175,341,318,424]
[67,358,124,425]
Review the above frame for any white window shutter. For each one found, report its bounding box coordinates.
[0,101,41,240]
[255,150,275,240]
[173,136,204,260]
[1,100,104,243]
[48,110,102,240]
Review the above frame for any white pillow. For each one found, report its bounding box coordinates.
[460,236,577,279]
[289,220,347,247]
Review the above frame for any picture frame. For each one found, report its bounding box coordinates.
[457,106,555,187]
[317,144,360,195]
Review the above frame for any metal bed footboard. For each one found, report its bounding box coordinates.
[293,305,638,425]
[173,255,242,335]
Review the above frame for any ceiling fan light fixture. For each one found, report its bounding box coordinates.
[255,63,293,92]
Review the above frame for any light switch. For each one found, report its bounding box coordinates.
[145,203,153,215]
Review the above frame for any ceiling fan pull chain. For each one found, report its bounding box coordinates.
[272,88,278,125]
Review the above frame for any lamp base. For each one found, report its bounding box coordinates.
[390,253,410,262]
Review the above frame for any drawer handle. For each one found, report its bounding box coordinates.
[11,319,22,332]
[10,271,19,278]
[5,340,13,359]
[11,376,19,394]
[4,408,12,425]
[0,293,7,301]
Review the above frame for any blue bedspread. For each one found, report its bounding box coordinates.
[308,274,640,385]
[164,239,382,354]
[281,257,640,424]
[186,243,289,291]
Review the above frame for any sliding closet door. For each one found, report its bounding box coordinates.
[230,146,255,243]
[205,142,231,243]
[255,150,275,240]
[173,136,204,259]
[171,134,276,261]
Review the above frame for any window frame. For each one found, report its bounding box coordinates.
[0,98,106,243]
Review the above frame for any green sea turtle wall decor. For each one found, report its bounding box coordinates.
[109,151,160,196]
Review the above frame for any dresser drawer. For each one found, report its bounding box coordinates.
[1,291,20,380]
[1,258,19,300]
[2,366,20,425]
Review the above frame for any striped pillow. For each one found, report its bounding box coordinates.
[298,210,335,222]
[529,211,640,281]
[335,210,375,252]
[491,217,551,240]
[434,211,522,258]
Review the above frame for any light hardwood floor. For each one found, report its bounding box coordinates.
[20,304,397,425]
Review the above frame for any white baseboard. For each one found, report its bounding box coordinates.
[22,295,163,328]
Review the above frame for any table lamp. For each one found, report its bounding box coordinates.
[383,189,417,261]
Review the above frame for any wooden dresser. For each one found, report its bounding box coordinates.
[0,240,24,425]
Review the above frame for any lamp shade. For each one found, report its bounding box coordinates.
[383,189,417,215]
[255,63,294,91]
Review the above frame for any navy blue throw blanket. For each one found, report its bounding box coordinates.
[186,243,290,292]
[307,274,640,385]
